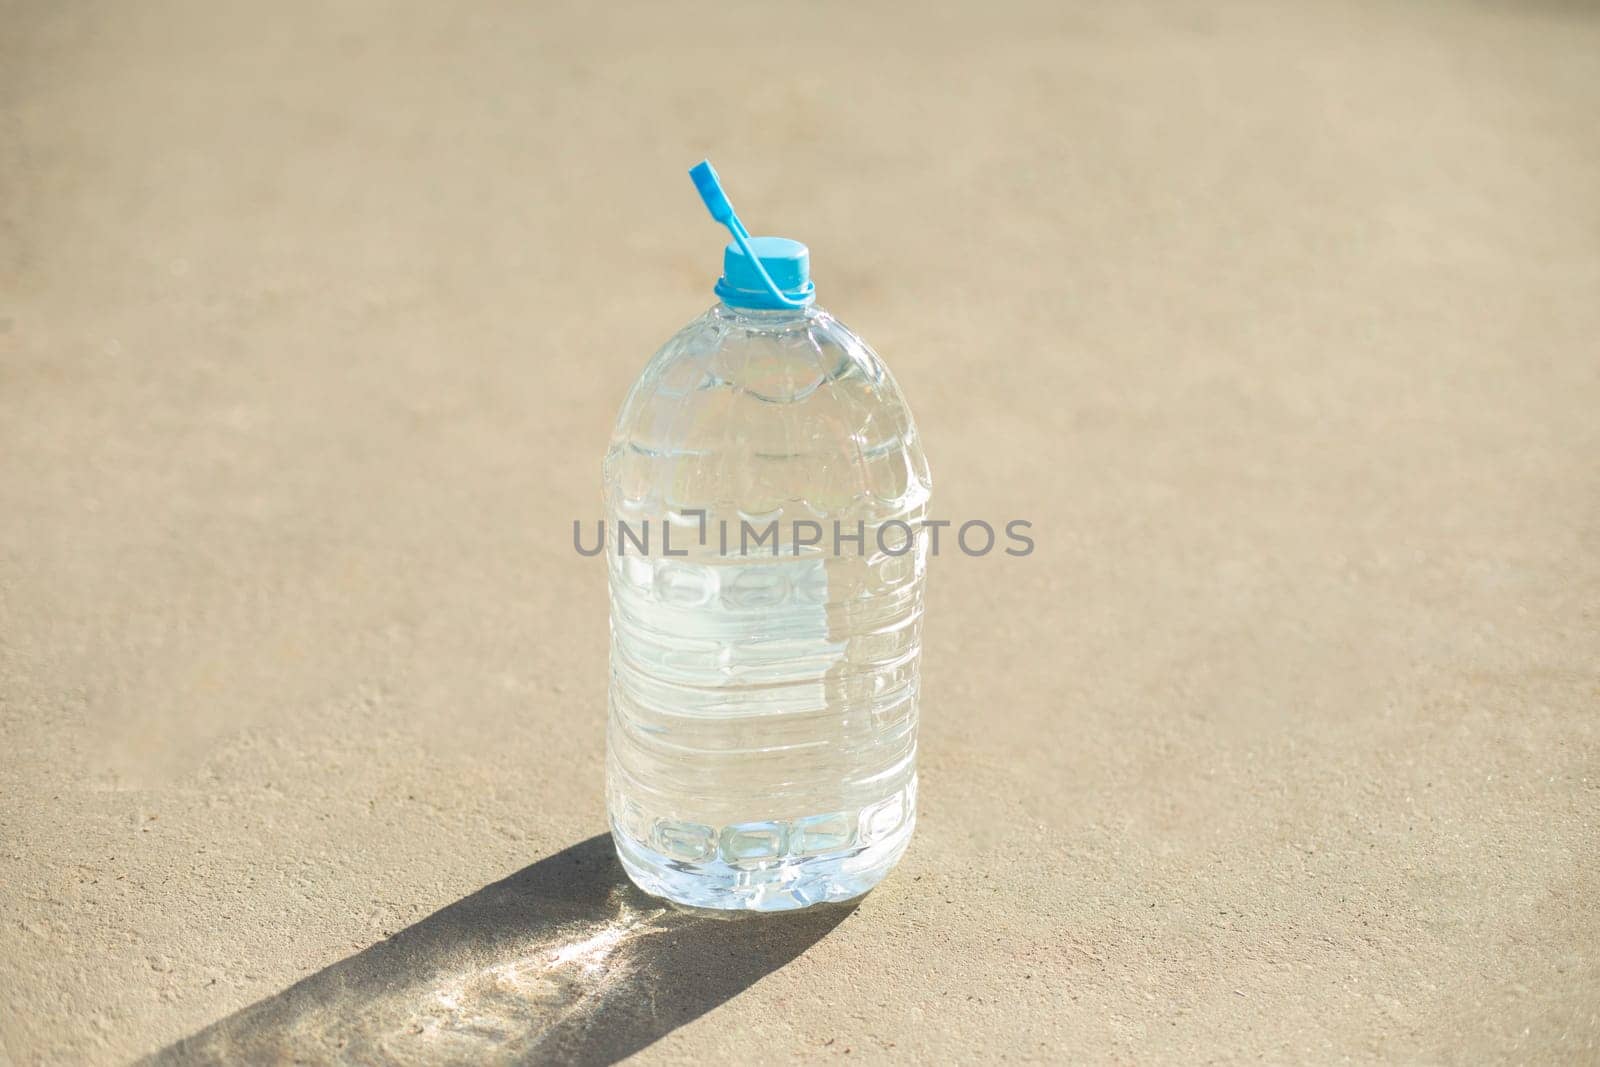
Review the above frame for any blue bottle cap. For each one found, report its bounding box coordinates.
[716,237,815,309]
[689,160,815,310]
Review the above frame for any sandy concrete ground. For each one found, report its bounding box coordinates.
[2,0,1597,1062]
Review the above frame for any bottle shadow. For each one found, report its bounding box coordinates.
[143,834,855,1066]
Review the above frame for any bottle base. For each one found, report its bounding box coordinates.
[611,816,914,912]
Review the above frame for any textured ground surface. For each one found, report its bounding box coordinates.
[2,1,1597,1063]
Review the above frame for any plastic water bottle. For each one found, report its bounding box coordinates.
[604,162,930,911]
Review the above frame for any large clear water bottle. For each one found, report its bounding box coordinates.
[604,162,931,910]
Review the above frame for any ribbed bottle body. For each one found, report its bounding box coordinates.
[604,303,930,910]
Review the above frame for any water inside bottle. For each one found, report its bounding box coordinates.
[604,303,930,910]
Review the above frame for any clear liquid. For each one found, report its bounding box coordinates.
[604,303,930,910]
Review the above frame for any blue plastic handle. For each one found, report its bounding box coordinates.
[689,160,808,308]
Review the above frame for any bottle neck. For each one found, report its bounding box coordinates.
[715,302,814,329]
